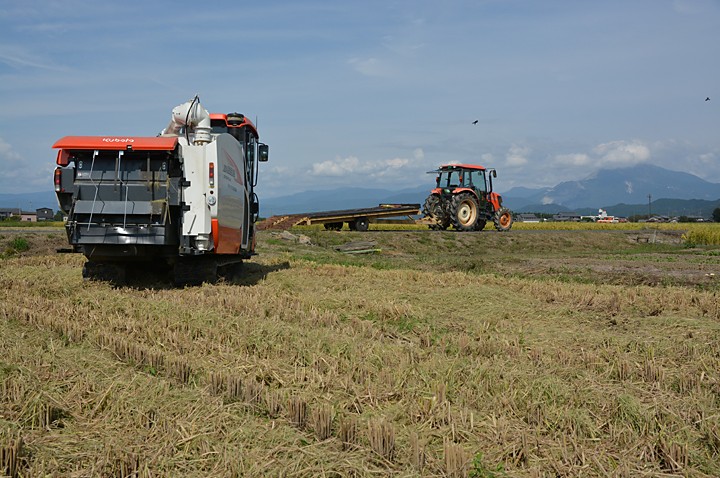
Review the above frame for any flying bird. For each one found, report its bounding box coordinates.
[706,97,711,101]
[472,120,478,124]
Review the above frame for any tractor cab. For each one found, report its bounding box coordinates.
[433,164,490,195]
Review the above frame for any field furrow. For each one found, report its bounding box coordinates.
[2,228,720,476]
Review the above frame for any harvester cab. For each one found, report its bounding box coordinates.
[422,164,513,232]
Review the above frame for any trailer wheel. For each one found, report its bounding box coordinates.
[353,217,369,232]
[324,222,343,231]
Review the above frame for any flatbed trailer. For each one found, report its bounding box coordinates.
[259,204,424,231]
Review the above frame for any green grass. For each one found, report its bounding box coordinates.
[8,237,29,252]
[0,221,64,228]
[2,237,30,258]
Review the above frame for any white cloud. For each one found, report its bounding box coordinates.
[382,35,425,57]
[554,153,590,166]
[374,158,411,178]
[386,157,409,168]
[0,137,54,194]
[698,152,716,164]
[541,196,555,205]
[311,155,410,178]
[593,140,650,165]
[0,45,65,71]
[413,148,424,160]
[312,156,360,176]
[505,144,530,167]
[0,137,24,163]
[673,0,715,14]
[267,165,289,175]
[347,57,393,77]
[625,181,633,194]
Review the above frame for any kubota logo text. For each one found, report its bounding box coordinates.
[102,137,135,143]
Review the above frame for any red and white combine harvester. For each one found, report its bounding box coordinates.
[53,97,268,285]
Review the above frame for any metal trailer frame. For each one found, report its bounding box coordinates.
[261,204,423,231]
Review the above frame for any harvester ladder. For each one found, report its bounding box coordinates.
[87,150,99,231]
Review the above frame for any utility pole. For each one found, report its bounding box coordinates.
[647,194,652,218]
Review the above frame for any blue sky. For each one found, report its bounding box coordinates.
[0,0,718,199]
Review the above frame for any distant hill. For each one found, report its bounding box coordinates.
[515,198,720,219]
[504,164,720,211]
[5,164,720,218]
[600,198,720,218]
[502,186,549,204]
[258,164,720,217]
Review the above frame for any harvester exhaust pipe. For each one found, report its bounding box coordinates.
[161,95,212,145]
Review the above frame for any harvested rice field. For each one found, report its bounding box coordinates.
[1,226,720,477]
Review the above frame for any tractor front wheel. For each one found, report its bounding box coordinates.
[493,207,513,232]
[450,193,480,232]
[423,194,449,230]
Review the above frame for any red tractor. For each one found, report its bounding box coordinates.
[422,164,513,232]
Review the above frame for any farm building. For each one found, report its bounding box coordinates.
[36,207,54,221]
[516,213,541,222]
[552,212,581,222]
[20,211,37,222]
[0,208,21,220]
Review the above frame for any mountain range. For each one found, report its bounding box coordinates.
[0,191,58,212]
[502,164,720,212]
[3,165,719,219]
[260,164,720,218]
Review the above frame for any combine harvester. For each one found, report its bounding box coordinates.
[53,96,268,285]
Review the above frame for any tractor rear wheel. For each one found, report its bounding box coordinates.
[493,207,513,232]
[423,195,449,230]
[450,193,480,231]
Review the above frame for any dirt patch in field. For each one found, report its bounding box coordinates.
[623,229,686,245]
[304,229,718,288]
[256,215,308,230]
[499,255,720,287]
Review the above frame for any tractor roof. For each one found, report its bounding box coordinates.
[438,164,486,171]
